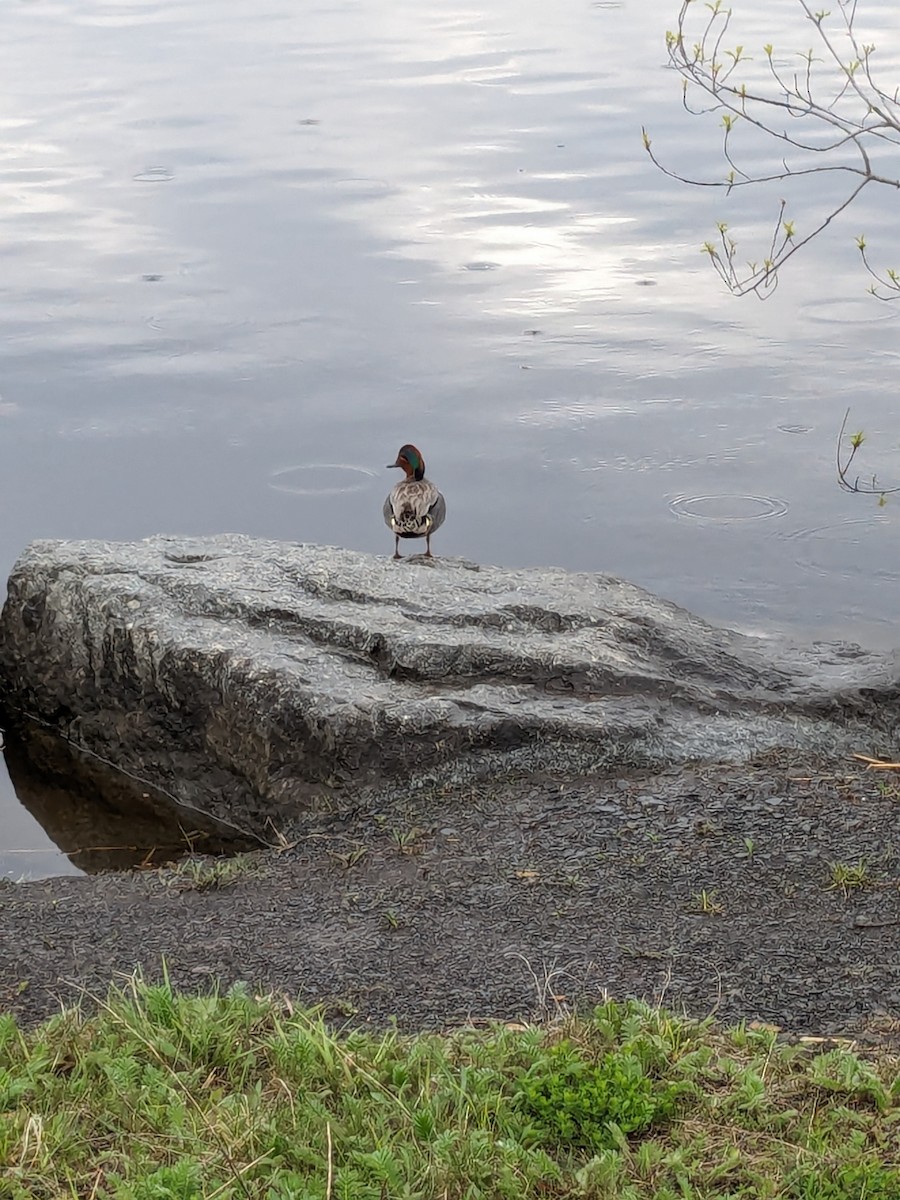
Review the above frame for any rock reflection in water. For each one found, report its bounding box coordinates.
[1,721,261,874]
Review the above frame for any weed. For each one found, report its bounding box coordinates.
[689,888,724,915]
[328,844,367,870]
[828,859,873,896]
[694,820,721,837]
[515,1042,679,1150]
[165,853,258,893]
[391,826,424,854]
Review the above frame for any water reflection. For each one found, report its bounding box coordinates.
[0,720,260,878]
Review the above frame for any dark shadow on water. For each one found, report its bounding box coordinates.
[0,718,262,874]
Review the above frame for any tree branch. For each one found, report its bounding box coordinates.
[836,408,899,500]
[647,0,900,297]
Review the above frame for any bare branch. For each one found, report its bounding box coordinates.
[649,1,900,297]
[835,408,899,500]
[857,235,900,299]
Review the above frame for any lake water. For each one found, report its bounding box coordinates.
[2,0,900,878]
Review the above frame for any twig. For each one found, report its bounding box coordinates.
[852,753,900,771]
[835,408,900,499]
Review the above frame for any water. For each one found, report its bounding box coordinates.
[2,0,900,877]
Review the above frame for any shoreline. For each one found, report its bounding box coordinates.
[1,749,898,1042]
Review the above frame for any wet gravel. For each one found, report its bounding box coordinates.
[1,750,899,1040]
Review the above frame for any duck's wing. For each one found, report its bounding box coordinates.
[427,489,446,532]
[383,492,396,529]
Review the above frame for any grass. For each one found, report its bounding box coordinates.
[164,854,260,893]
[392,827,425,854]
[688,888,724,916]
[1,981,899,1199]
[327,844,367,870]
[827,860,874,897]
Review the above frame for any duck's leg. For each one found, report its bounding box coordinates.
[393,534,401,560]
[424,531,433,558]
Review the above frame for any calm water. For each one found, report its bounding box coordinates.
[2,0,900,877]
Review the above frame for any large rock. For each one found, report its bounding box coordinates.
[0,535,896,836]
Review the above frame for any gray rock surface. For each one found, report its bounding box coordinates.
[0,535,897,835]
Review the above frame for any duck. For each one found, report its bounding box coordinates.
[383,443,446,559]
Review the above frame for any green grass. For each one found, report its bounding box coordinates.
[164,854,261,893]
[827,860,875,897]
[1,980,899,1199]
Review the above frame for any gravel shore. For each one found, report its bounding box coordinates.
[2,750,898,1041]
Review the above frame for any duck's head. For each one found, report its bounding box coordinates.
[387,444,425,482]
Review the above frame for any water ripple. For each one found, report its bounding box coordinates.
[669,494,790,522]
[784,517,900,582]
[268,463,378,497]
